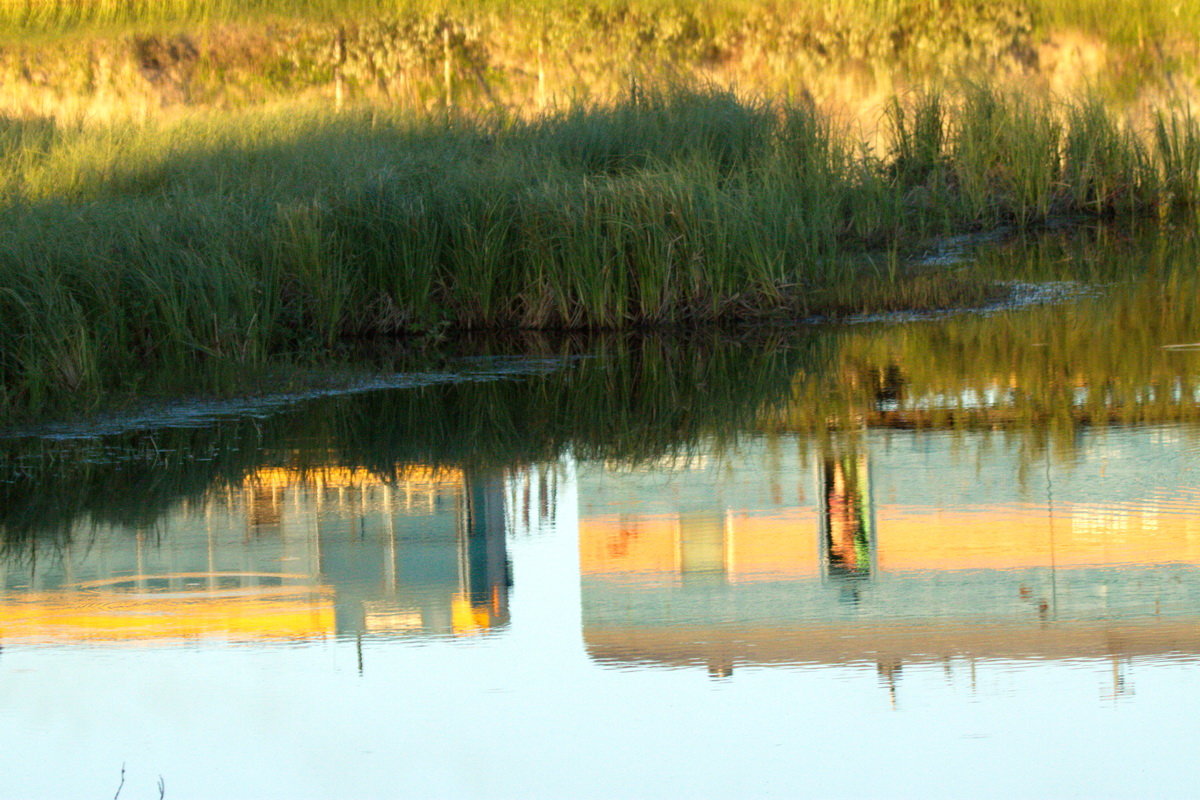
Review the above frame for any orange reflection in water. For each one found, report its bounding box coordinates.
[580,510,819,582]
[878,505,1200,571]
[0,585,335,644]
[580,454,1200,673]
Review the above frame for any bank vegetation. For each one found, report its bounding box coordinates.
[2,86,1200,416]
[2,0,1199,121]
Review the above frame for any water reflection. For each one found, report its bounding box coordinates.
[579,429,1200,682]
[4,223,1200,672]
[4,227,1200,798]
[0,466,513,644]
[0,334,799,651]
[820,448,874,587]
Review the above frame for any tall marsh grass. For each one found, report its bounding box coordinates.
[1,86,1199,415]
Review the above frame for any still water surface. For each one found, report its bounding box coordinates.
[3,227,1200,797]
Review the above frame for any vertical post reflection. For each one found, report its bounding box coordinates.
[818,447,875,600]
[455,470,512,633]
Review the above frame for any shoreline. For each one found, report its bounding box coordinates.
[1,87,1197,418]
[0,274,1098,436]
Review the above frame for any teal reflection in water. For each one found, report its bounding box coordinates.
[0,466,514,644]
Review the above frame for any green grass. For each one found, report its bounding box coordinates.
[0,85,1198,417]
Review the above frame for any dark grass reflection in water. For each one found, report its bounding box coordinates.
[0,332,811,648]
[2,227,1200,795]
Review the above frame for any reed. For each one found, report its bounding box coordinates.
[2,86,1200,416]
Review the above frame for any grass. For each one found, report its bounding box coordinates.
[1,85,1199,416]
[0,0,1197,120]
[4,0,1199,43]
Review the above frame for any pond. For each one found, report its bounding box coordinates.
[2,225,1200,798]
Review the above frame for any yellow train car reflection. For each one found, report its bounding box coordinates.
[0,574,334,645]
[0,462,512,645]
[580,459,1200,673]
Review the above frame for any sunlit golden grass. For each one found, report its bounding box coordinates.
[4,0,1198,42]
[0,0,1196,123]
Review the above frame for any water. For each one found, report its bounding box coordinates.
[4,227,1200,798]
